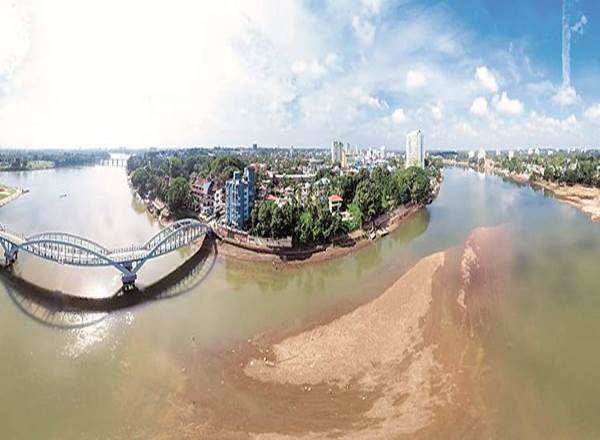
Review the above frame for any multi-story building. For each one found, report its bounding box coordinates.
[191,177,215,218]
[331,140,343,163]
[225,167,256,229]
[341,148,348,169]
[405,129,425,168]
[213,186,225,218]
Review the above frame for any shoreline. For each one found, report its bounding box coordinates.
[0,186,24,208]
[216,203,425,267]
[134,173,442,267]
[521,177,600,222]
[448,161,600,222]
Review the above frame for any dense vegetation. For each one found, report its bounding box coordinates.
[126,148,442,244]
[251,200,344,247]
[495,153,600,187]
[127,150,246,213]
[0,150,109,170]
[250,160,441,247]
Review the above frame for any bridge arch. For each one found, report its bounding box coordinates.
[0,219,212,289]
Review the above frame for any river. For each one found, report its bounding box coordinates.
[0,164,599,438]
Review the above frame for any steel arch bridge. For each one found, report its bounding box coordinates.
[0,219,211,289]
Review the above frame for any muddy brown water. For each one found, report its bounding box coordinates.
[0,165,599,438]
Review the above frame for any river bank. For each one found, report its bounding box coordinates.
[528,178,600,221]
[0,185,23,208]
[494,169,600,222]
[216,203,425,267]
[447,161,600,222]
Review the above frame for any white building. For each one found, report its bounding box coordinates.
[331,140,343,163]
[508,150,515,159]
[405,129,425,168]
[477,148,486,161]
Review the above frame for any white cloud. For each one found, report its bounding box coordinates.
[391,108,406,124]
[359,94,389,110]
[0,1,29,78]
[361,0,384,16]
[324,52,342,71]
[352,15,375,46]
[430,102,443,120]
[552,84,579,105]
[470,97,488,117]
[571,15,588,34]
[529,112,579,132]
[494,92,523,115]
[475,66,498,93]
[406,69,427,91]
[584,104,600,123]
[291,59,327,78]
[0,0,317,147]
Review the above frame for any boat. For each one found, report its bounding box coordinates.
[59,193,67,198]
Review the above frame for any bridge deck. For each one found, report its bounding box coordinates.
[0,219,211,286]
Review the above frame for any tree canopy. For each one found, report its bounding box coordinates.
[166,177,191,213]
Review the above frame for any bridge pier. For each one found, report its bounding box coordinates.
[121,272,137,290]
[121,262,137,291]
[4,248,17,268]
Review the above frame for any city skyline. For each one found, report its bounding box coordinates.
[1,0,599,150]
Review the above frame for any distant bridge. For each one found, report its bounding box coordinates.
[0,219,211,289]
[99,158,128,167]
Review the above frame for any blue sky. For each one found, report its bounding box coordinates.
[0,0,599,149]
[439,0,600,87]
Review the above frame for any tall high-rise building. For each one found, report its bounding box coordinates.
[331,140,343,163]
[341,149,348,169]
[405,129,425,168]
[225,166,256,230]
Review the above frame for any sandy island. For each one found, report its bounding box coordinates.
[155,225,512,439]
[0,185,23,208]
[245,252,449,438]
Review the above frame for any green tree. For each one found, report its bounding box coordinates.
[131,168,149,193]
[168,157,184,178]
[404,166,432,204]
[393,171,411,206]
[166,177,191,212]
[353,178,383,224]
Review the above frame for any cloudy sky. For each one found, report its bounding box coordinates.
[0,0,599,150]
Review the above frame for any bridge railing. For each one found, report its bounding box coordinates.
[0,218,212,286]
